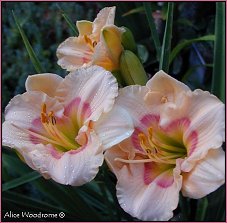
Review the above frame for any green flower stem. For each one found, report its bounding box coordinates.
[159,2,174,73]
[211,2,225,102]
[143,2,161,60]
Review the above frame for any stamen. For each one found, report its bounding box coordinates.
[38,103,77,150]
[11,123,72,150]
[115,158,156,164]
[41,112,47,123]
[51,116,56,125]
[48,111,56,125]
[161,96,168,103]
[92,41,97,47]
[42,103,47,113]
[137,126,186,165]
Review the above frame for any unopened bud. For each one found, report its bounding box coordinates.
[121,27,137,54]
[120,50,147,85]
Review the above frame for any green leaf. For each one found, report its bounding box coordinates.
[137,44,149,64]
[56,4,78,36]
[122,6,144,17]
[195,197,208,221]
[3,152,31,174]
[3,191,67,213]
[159,3,174,73]
[2,171,41,191]
[12,11,43,73]
[170,35,215,65]
[179,193,190,221]
[205,185,225,221]
[211,2,225,102]
[143,2,161,60]
[33,178,103,220]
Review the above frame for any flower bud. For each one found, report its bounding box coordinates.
[121,27,137,54]
[120,50,147,85]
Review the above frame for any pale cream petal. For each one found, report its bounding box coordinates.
[114,161,182,221]
[25,73,63,97]
[25,132,104,186]
[93,25,124,71]
[76,20,93,36]
[56,37,93,71]
[94,105,134,150]
[3,91,64,148]
[161,89,225,171]
[105,138,137,177]
[99,25,124,68]
[116,85,159,130]
[56,66,118,124]
[105,145,129,176]
[2,121,35,151]
[92,7,116,40]
[182,148,225,199]
[92,41,117,71]
[146,70,190,105]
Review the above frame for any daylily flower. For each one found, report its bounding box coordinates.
[105,70,225,221]
[57,6,124,72]
[2,66,133,186]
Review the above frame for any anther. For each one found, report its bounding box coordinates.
[42,103,47,113]
[138,133,146,143]
[148,127,153,137]
[51,116,56,125]
[161,96,168,103]
[48,111,56,125]
[146,149,151,154]
[92,41,97,47]
[41,113,47,123]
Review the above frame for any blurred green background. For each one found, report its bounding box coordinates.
[2,2,225,222]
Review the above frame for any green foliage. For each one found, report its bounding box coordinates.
[159,2,174,72]
[12,11,44,73]
[144,2,161,59]
[211,2,225,102]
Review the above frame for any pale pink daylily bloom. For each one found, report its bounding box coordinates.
[2,66,133,186]
[105,70,225,221]
[57,6,124,72]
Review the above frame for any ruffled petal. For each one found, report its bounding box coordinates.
[2,92,64,150]
[76,20,93,36]
[56,37,93,71]
[99,25,124,69]
[116,85,159,130]
[25,73,63,97]
[162,89,225,171]
[56,66,118,124]
[92,6,116,40]
[114,161,182,221]
[146,70,190,105]
[92,41,117,71]
[94,105,134,150]
[24,132,104,186]
[182,148,225,199]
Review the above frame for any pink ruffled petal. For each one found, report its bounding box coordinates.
[56,66,118,124]
[24,132,104,186]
